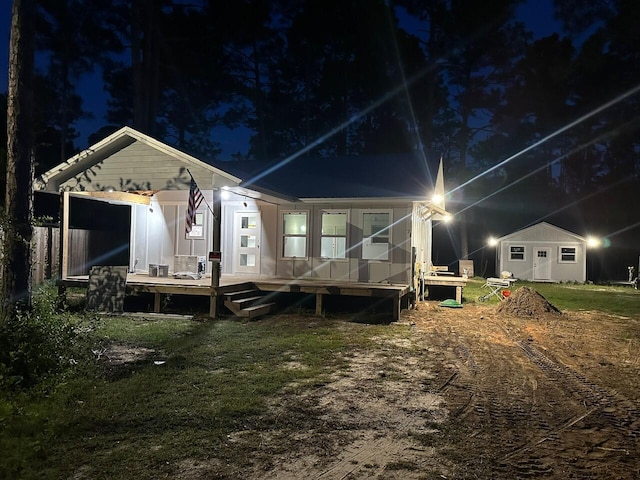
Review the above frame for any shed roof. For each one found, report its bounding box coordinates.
[497,222,586,243]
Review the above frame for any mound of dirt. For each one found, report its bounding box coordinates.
[496,286,561,319]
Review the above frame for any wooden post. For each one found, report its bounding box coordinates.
[57,191,70,306]
[209,188,222,318]
[392,295,400,322]
[154,293,162,313]
[60,191,70,280]
[315,293,323,316]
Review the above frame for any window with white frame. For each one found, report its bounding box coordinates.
[509,246,525,261]
[321,211,347,259]
[187,211,205,239]
[362,211,391,260]
[282,211,308,258]
[559,246,577,263]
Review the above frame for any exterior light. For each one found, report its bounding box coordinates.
[221,190,230,200]
[432,193,443,204]
[488,237,498,247]
[587,236,601,248]
[443,214,452,223]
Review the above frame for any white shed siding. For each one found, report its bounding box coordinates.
[497,223,587,282]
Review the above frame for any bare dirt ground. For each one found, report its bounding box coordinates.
[225,287,640,480]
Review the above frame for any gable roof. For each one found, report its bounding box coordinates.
[35,126,243,192]
[35,127,447,210]
[497,222,586,243]
[211,151,444,201]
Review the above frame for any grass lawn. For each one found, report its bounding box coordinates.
[1,280,638,478]
[0,311,397,479]
[463,277,640,317]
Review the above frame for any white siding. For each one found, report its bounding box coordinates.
[497,223,587,282]
[60,142,227,192]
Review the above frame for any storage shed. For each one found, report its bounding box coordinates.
[493,222,588,282]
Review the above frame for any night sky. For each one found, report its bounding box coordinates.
[2,2,635,281]
[1,0,563,155]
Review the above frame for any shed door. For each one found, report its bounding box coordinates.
[233,211,261,274]
[533,247,551,280]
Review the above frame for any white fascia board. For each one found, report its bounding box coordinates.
[497,221,586,243]
[35,126,244,191]
[300,196,421,205]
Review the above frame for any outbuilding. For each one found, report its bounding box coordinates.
[493,222,588,282]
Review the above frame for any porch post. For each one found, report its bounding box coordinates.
[57,190,70,306]
[315,293,323,316]
[209,188,222,318]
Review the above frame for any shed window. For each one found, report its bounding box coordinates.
[321,211,347,259]
[282,212,308,258]
[509,246,525,261]
[559,246,577,263]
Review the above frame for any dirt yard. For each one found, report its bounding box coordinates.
[225,287,640,479]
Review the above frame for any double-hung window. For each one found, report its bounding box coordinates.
[362,211,391,260]
[282,211,308,258]
[321,211,347,259]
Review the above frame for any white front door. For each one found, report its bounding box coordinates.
[533,247,551,280]
[233,211,261,274]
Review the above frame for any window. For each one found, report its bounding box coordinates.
[559,246,577,263]
[362,211,391,260]
[282,211,308,258]
[321,211,347,259]
[187,211,205,239]
[509,246,525,261]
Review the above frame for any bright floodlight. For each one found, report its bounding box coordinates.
[587,236,601,248]
[488,237,498,247]
[443,214,452,223]
[432,193,443,204]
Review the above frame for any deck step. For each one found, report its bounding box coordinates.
[229,295,267,309]
[224,289,262,301]
[235,303,275,318]
[223,289,273,318]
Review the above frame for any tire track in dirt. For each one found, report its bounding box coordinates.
[420,311,639,478]
[492,320,640,478]
[515,334,640,439]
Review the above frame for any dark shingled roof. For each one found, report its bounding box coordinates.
[209,152,442,199]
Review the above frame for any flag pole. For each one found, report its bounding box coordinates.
[185,169,222,318]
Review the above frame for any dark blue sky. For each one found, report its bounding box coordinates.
[1,1,563,155]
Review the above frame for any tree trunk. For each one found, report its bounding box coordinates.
[2,0,35,317]
[131,0,160,136]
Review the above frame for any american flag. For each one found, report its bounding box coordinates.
[186,178,204,234]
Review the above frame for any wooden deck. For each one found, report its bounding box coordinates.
[422,275,468,303]
[60,274,413,320]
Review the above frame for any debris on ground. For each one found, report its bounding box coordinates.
[496,286,562,319]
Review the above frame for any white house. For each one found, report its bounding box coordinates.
[493,222,588,282]
[34,127,456,316]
